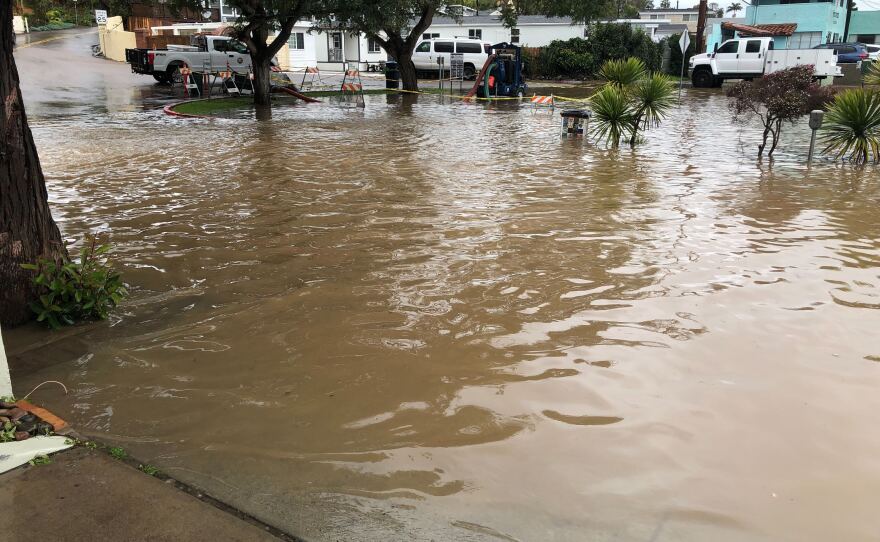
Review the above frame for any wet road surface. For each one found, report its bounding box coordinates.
[9,31,880,541]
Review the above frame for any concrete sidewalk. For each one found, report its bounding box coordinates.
[0,447,282,542]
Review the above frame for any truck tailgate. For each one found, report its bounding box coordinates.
[125,48,151,73]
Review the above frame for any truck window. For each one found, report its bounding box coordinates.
[434,41,454,53]
[745,40,762,53]
[717,41,739,54]
[226,39,249,54]
[213,40,228,52]
[416,42,431,53]
[456,42,482,53]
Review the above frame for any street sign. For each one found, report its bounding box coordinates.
[94,9,108,24]
[679,31,691,54]
[450,53,464,79]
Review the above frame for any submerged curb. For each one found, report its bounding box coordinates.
[163,102,209,119]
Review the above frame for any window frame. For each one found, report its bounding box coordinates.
[468,28,482,40]
[288,32,305,51]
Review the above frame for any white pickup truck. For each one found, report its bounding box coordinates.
[126,35,275,83]
[689,37,841,88]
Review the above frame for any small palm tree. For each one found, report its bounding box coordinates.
[590,85,635,147]
[726,2,743,16]
[591,58,675,147]
[821,89,880,164]
[599,58,647,88]
[866,62,880,86]
[629,73,675,145]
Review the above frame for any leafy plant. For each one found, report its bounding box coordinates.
[139,464,161,476]
[21,235,128,329]
[109,447,128,460]
[727,65,835,158]
[590,85,635,147]
[29,455,52,466]
[599,58,647,87]
[866,62,880,86]
[1,421,17,443]
[629,73,675,145]
[821,88,880,164]
[590,58,675,147]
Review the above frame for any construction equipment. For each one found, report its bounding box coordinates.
[466,42,527,99]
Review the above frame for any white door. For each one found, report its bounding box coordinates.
[714,40,741,74]
[413,41,432,69]
[739,39,765,74]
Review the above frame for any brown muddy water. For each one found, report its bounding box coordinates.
[10,37,880,542]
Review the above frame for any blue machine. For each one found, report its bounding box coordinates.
[477,43,527,99]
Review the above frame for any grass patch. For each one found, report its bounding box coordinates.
[28,455,52,466]
[172,97,253,116]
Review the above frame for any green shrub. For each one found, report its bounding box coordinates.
[21,235,128,329]
[821,88,880,164]
[663,32,695,76]
[520,24,663,80]
[590,58,675,147]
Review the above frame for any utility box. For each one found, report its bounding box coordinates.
[561,109,591,136]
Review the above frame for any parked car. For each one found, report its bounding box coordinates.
[412,38,492,79]
[689,37,841,87]
[812,42,869,63]
[865,44,880,61]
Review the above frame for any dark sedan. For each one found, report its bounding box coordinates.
[813,42,870,63]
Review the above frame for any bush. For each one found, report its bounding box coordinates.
[590,58,675,147]
[727,65,835,157]
[21,235,128,329]
[663,32,695,77]
[521,23,663,80]
[821,89,880,164]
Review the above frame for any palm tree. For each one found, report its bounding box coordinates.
[821,89,880,164]
[726,2,743,17]
[590,58,675,148]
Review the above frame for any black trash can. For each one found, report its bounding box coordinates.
[385,61,400,89]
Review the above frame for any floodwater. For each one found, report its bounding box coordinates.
[10,33,880,542]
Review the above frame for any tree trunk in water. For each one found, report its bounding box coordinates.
[1,4,66,326]
[252,57,272,108]
[396,52,418,92]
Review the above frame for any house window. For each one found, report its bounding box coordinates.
[789,31,821,48]
[368,37,382,53]
[288,32,305,50]
[468,29,482,40]
[422,32,439,40]
[511,28,520,43]
[682,14,692,21]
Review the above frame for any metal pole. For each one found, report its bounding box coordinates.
[678,55,685,103]
[807,129,817,165]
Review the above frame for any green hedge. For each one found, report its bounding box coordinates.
[523,23,664,80]
[30,22,76,31]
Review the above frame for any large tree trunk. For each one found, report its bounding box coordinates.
[396,51,418,92]
[1,3,66,326]
[252,56,272,107]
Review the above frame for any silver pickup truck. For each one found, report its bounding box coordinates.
[125,35,275,83]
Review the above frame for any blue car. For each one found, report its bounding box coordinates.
[813,42,870,63]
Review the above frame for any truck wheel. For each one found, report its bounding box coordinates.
[691,68,713,88]
[153,73,171,84]
[167,63,185,85]
[712,77,724,88]
[463,63,476,80]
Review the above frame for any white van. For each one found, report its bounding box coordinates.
[412,38,491,79]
